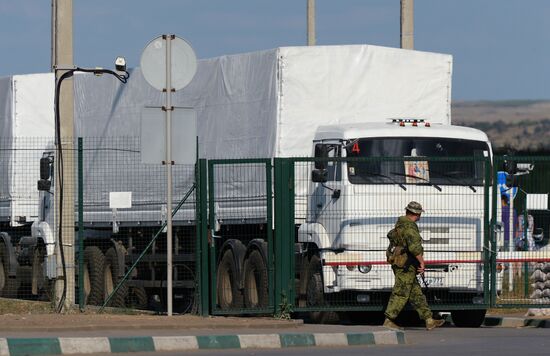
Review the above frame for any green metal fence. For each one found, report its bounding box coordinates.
[203,155,550,319]
[3,135,550,319]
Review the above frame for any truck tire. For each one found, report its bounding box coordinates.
[243,249,269,309]
[451,309,487,327]
[126,286,148,310]
[0,243,18,298]
[83,246,104,306]
[306,254,339,324]
[103,247,128,308]
[217,249,244,309]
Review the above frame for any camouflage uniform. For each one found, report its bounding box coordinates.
[384,215,432,321]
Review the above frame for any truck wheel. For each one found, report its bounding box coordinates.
[104,248,128,308]
[217,249,243,309]
[83,246,104,305]
[306,255,339,324]
[126,286,148,310]
[0,243,18,298]
[243,250,269,309]
[451,309,487,327]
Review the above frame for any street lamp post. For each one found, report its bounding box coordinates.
[52,62,129,312]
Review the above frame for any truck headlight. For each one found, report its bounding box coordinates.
[358,265,372,274]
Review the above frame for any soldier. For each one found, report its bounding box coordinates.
[383,201,445,331]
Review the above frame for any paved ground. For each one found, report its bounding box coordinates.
[0,303,549,355]
[0,313,303,334]
[76,327,550,356]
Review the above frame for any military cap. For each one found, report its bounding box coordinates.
[405,201,424,214]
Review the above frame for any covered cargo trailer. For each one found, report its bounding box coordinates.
[1,45,453,227]
[1,45,452,227]
[70,44,452,224]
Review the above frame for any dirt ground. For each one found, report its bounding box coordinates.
[2,297,549,332]
[0,297,302,332]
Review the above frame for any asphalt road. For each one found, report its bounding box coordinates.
[98,326,549,356]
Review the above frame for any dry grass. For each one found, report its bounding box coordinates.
[0,298,53,315]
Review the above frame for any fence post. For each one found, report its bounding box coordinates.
[274,158,295,314]
[77,137,84,310]
[196,158,210,316]
[489,156,499,306]
[207,160,217,314]
[265,160,274,309]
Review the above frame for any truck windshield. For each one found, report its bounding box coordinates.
[345,137,489,186]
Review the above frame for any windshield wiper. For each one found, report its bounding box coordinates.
[360,171,407,191]
[428,169,477,193]
[389,172,442,192]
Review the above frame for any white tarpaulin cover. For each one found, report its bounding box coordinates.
[0,44,453,224]
[275,45,452,156]
[73,45,451,159]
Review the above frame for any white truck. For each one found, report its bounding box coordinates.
[0,45,495,324]
[182,45,492,325]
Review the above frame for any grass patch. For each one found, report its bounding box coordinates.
[0,298,54,314]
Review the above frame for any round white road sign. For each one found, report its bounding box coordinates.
[140,35,197,91]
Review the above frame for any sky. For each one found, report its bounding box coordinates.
[0,0,548,101]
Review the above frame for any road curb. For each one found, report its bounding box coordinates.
[0,331,406,355]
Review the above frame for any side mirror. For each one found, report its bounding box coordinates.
[40,157,51,180]
[312,169,328,183]
[314,145,328,170]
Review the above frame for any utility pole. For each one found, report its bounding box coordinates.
[51,0,75,310]
[400,0,414,50]
[307,0,316,46]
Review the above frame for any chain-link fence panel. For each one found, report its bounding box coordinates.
[78,137,197,313]
[493,156,550,307]
[208,159,274,315]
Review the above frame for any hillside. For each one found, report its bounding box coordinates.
[452,100,550,153]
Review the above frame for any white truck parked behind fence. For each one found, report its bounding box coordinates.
[0,45,498,324]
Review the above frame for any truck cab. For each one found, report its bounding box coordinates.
[298,119,493,306]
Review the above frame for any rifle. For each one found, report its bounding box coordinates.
[404,253,430,292]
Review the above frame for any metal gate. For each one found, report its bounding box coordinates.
[207,159,275,315]
[200,155,550,316]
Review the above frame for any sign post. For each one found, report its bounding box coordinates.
[140,35,197,316]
